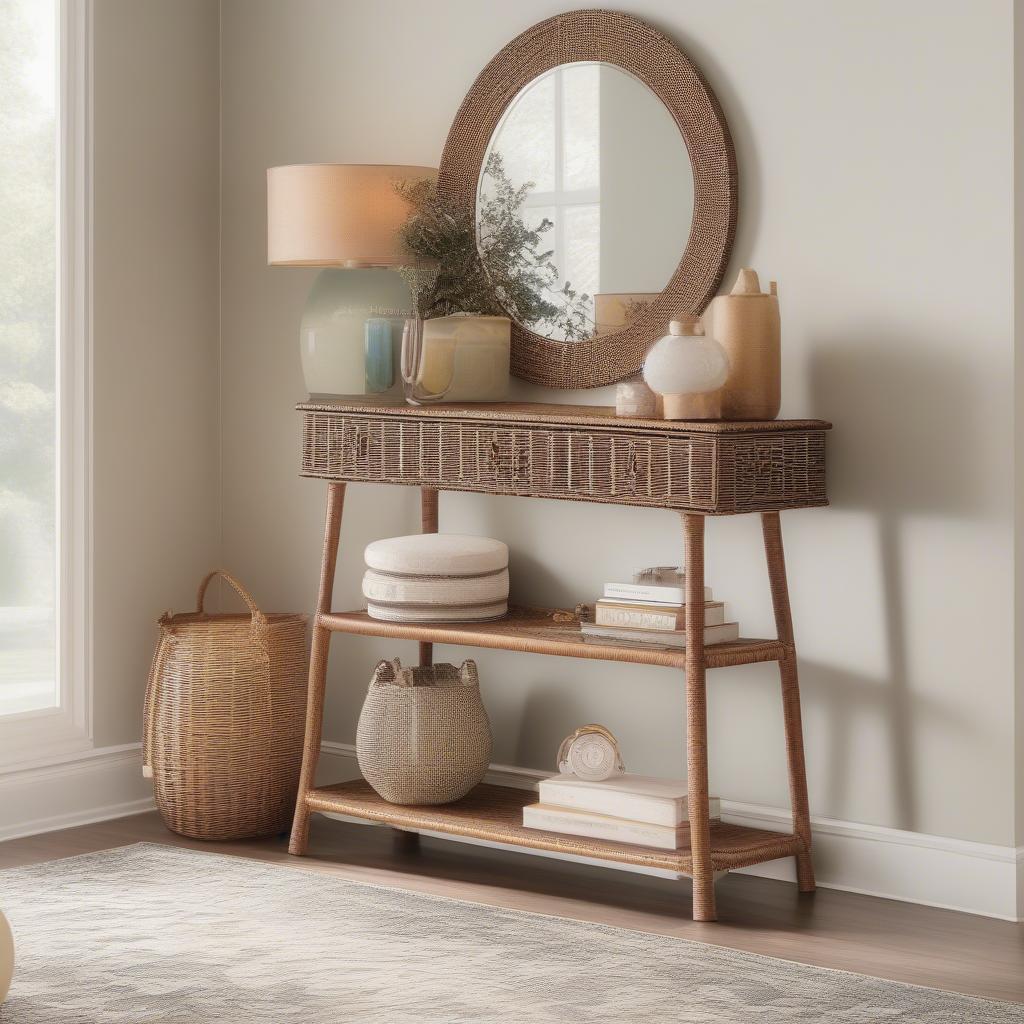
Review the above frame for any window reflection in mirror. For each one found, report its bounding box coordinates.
[477,62,694,342]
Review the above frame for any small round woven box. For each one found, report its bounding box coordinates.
[363,534,509,623]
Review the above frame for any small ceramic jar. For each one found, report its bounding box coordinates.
[642,316,729,420]
[615,376,658,418]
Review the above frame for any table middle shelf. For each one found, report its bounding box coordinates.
[320,606,790,669]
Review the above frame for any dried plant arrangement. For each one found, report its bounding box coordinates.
[395,154,592,338]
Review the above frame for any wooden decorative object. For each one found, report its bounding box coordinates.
[436,10,738,389]
[143,571,308,840]
[289,398,829,922]
[661,391,722,421]
[703,268,782,420]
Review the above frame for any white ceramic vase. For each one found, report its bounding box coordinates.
[642,316,729,420]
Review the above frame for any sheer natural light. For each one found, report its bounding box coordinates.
[481,63,601,339]
[0,0,59,716]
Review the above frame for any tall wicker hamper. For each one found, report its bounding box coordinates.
[143,570,309,840]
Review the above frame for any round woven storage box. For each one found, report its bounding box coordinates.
[363,534,509,623]
[364,534,508,576]
[362,566,509,607]
[356,658,492,805]
[143,571,308,840]
[364,600,508,623]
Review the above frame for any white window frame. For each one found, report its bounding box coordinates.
[518,65,600,287]
[1,0,93,768]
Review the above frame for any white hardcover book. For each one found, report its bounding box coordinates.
[595,600,725,630]
[580,621,740,649]
[537,773,721,827]
[523,804,689,850]
[603,582,713,604]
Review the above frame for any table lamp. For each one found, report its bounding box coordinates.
[267,163,437,396]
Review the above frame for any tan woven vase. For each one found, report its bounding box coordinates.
[143,570,308,840]
[356,659,492,805]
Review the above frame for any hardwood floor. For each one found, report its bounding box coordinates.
[2,810,1022,1004]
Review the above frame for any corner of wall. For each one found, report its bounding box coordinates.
[88,0,224,747]
[1014,0,1024,853]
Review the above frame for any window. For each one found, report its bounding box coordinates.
[0,0,90,761]
[1,0,59,717]
[487,63,601,339]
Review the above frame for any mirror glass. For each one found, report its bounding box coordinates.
[476,62,694,343]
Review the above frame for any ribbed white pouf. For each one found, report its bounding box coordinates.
[362,567,509,608]
[365,600,509,623]
[363,534,509,623]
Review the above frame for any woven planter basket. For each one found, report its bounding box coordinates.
[356,659,492,805]
[143,570,309,840]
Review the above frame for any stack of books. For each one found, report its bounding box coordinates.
[523,773,720,850]
[580,566,739,649]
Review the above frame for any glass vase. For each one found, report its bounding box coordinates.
[400,314,511,405]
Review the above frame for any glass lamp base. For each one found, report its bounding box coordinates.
[299,268,413,397]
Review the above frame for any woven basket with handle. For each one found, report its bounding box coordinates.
[143,570,308,840]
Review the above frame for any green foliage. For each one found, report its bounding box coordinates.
[396,153,592,339]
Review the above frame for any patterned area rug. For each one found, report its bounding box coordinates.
[0,843,1020,1023]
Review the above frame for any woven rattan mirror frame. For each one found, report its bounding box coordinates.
[436,9,738,389]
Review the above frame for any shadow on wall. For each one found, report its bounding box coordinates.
[676,15,1001,834]
[506,547,583,612]
[805,335,991,834]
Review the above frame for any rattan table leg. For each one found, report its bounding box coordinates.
[419,487,439,668]
[761,512,816,892]
[420,487,439,533]
[289,482,346,856]
[683,513,716,921]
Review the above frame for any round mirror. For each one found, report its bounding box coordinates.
[438,10,736,388]
[477,62,694,343]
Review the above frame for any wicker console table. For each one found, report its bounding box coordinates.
[290,397,830,922]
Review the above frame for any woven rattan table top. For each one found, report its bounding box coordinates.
[298,397,832,435]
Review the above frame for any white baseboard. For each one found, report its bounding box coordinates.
[319,741,1023,921]
[719,800,1023,921]
[1020,856,1024,922]
[0,743,155,843]
[4,740,1018,921]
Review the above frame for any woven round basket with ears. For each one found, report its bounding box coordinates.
[356,658,492,805]
[143,570,308,840]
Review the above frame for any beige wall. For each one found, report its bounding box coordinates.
[217,0,1017,847]
[92,0,220,746]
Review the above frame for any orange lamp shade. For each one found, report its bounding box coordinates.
[266,163,437,268]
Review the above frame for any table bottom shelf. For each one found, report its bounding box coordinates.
[304,779,804,875]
